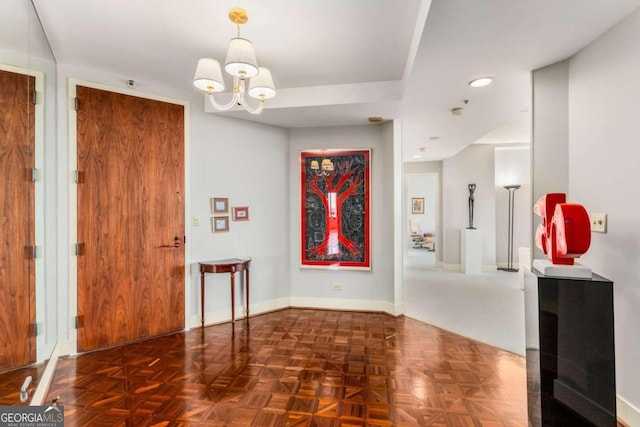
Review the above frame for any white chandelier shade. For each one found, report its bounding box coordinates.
[224,38,259,78]
[248,67,276,100]
[193,58,225,93]
[192,8,276,115]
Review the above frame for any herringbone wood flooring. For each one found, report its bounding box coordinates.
[46,309,528,426]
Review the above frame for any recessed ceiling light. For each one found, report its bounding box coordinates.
[368,116,384,123]
[428,136,439,141]
[469,77,493,88]
[412,154,422,159]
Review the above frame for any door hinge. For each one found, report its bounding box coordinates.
[73,170,83,184]
[74,315,84,329]
[74,97,79,111]
[31,168,39,182]
[73,243,84,256]
[32,90,37,105]
[184,235,186,244]
[33,322,41,337]
[74,243,85,256]
[32,245,41,259]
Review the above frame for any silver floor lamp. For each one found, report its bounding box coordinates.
[498,184,521,272]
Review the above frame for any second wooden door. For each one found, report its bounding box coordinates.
[0,69,35,370]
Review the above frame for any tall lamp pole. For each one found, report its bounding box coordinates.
[498,184,521,272]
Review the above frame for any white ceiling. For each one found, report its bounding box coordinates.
[32,0,640,161]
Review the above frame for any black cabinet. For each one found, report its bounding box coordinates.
[525,269,616,426]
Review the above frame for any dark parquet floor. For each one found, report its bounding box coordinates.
[46,309,529,426]
[0,363,45,405]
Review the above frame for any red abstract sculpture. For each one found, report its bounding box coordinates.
[534,193,591,265]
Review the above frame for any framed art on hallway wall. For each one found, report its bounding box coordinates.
[300,149,371,270]
[412,197,425,214]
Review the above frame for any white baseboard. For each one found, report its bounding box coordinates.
[30,343,63,406]
[249,297,292,315]
[618,394,640,427]
[55,339,75,356]
[440,263,499,273]
[496,261,520,270]
[195,297,291,328]
[391,302,405,316]
[290,296,398,316]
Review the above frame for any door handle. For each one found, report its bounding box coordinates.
[159,236,181,248]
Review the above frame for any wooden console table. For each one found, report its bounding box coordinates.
[199,258,251,328]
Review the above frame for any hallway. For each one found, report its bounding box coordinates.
[404,260,526,356]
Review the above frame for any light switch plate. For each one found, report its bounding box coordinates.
[591,212,607,233]
[192,216,201,227]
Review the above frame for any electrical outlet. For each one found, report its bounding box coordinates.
[591,212,607,233]
[331,283,343,290]
[192,216,201,227]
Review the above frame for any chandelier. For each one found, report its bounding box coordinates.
[192,8,276,115]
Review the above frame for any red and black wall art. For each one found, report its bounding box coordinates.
[300,149,370,269]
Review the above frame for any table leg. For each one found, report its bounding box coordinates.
[230,271,235,324]
[246,267,250,320]
[200,270,205,329]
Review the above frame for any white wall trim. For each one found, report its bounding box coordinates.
[430,263,499,273]
[496,261,520,270]
[30,343,62,406]
[195,297,291,328]
[393,120,405,316]
[618,395,640,427]
[290,297,398,316]
[482,264,499,272]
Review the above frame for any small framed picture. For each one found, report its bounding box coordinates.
[211,197,229,214]
[232,206,250,221]
[412,197,425,214]
[212,216,229,232]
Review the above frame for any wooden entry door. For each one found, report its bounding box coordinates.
[76,86,185,352]
[0,69,36,370]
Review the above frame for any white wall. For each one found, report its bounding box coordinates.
[288,125,396,313]
[188,112,290,323]
[531,60,569,260]
[442,144,496,268]
[568,8,640,422]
